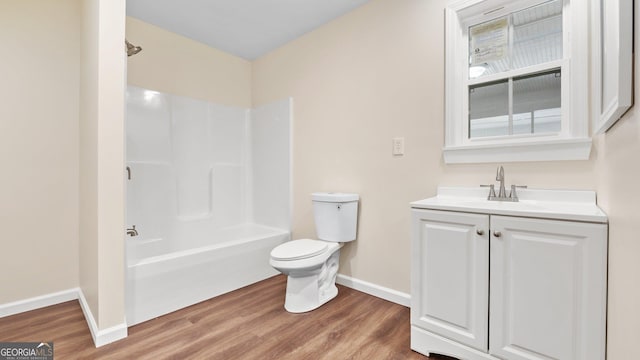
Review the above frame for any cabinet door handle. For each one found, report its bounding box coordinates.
[493,231,502,237]
[476,229,484,236]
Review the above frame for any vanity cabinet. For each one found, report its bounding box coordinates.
[489,216,607,360]
[410,210,489,352]
[411,189,608,360]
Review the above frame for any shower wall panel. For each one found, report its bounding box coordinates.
[126,88,174,252]
[172,96,212,219]
[126,88,171,163]
[251,99,292,230]
[126,86,252,253]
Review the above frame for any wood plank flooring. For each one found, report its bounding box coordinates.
[0,275,449,359]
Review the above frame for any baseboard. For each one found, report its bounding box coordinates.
[0,288,79,318]
[336,274,411,307]
[77,290,128,347]
[0,288,127,347]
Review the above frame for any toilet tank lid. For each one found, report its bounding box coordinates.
[311,192,359,202]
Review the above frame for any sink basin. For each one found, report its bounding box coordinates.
[411,187,607,223]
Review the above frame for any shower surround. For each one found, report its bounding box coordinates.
[125,86,291,325]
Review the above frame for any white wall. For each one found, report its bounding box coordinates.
[0,0,80,304]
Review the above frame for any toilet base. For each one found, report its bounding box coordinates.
[283,250,340,313]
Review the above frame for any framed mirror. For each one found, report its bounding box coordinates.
[591,0,633,135]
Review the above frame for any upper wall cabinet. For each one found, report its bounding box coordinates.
[444,0,591,164]
[591,0,633,134]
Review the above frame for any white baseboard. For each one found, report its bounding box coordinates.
[77,290,127,347]
[336,274,411,307]
[0,288,127,348]
[0,288,79,318]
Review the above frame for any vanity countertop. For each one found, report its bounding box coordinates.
[411,187,608,223]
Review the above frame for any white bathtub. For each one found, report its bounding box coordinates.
[125,224,289,325]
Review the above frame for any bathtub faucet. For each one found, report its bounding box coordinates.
[126,225,138,237]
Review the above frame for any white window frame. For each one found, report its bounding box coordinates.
[444,0,591,164]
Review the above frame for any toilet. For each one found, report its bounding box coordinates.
[270,192,359,313]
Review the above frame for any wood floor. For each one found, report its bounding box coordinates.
[0,275,449,359]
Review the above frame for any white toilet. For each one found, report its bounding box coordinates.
[270,192,359,313]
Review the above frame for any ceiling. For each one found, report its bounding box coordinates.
[126,0,372,60]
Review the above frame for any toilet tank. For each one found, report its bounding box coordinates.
[312,192,359,242]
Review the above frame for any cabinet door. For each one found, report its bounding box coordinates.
[489,216,607,360]
[411,209,489,351]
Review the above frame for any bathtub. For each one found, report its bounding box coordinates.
[125,223,289,325]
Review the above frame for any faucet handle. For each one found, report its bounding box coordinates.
[480,184,496,199]
[509,185,527,201]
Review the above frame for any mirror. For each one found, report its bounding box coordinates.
[591,0,633,134]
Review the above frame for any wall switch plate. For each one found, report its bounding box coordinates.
[393,137,405,156]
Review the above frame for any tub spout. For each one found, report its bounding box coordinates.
[126,225,138,237]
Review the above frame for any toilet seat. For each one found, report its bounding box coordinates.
[270,240,341,273]
[271,239,328,261]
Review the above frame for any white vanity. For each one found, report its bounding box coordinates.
[410,187,608,360]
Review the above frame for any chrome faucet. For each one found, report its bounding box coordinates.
[126,225,138,237]
[496,166,507,198]
[482,166,527,202]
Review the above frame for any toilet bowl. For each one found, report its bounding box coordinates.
[270,239,342,313]
[270,193,359,313]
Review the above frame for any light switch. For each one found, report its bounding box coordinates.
[392,137,405,156]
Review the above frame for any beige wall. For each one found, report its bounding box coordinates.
[3,0,638,355]
[254,0,438,290]
[126,17,252,107]
[597,109,640,360]
[1,0,127,332]
[79,0,126,329]
[0,0,80,304]
[252,0,597,294]
[252,0,637,357]
[79,0,99,323]
[96,0,126,329]
[593,2,640,356]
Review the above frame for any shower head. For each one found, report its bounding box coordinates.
[125,39,142,57]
